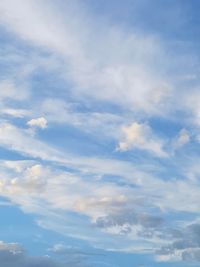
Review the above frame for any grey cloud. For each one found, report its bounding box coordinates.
[157,223,200,262]
[94,209,163,233]
[182,248,200,261]
[95,210,200,263]
[0,250,60,267]
[0,241,78,267]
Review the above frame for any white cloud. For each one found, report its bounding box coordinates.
[0,0,200,262]
[173,129,190,149]
[117,122,167,157]
[0,80,28,101]
[0,159,200,254]
[156,250,182,262]
[0,0,172,116]
[40,98,123,139]
[0,122,199,257]
[0,241,21,254]
[0,122,154,181]
[1,108,29,118]
[27,117,48,129]
[0,122,61,161]
[157,248,200,263]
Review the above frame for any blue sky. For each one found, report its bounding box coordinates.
[0,0,200,266]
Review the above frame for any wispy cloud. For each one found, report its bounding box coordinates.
[0,0,200,265]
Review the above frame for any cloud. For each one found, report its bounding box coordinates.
[0,241,22,254]
[0,122,62,162]
[0,80,28,101]
[0,241,63,267]
[40,98,123,139]
[0,162,134,220]
[0,122,199,255]
[49,243,105,264]
[173,129,190,149]
[94,209,163,237]
[0,240,100,266]
[1,108,29,118]
[0,122,156,181]
[95,211,163,231]
[0,159,200,255]
[157,223,200,262]
[0,0,200,264]
[117,122,167,157]
[0,0,173,116]
[27,117,48,129]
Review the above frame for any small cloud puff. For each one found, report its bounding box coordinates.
[117,122,166,157]
[175,129,190,148]
[27,117,47,129]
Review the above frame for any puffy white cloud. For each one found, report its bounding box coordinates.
[27,117,48,129]
[117,122,167,157]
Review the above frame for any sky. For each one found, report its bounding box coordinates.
[0,0,200,266]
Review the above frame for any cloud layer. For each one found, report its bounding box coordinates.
[0,0,200,265]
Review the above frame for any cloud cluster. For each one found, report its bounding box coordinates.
[0,159,200,257]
